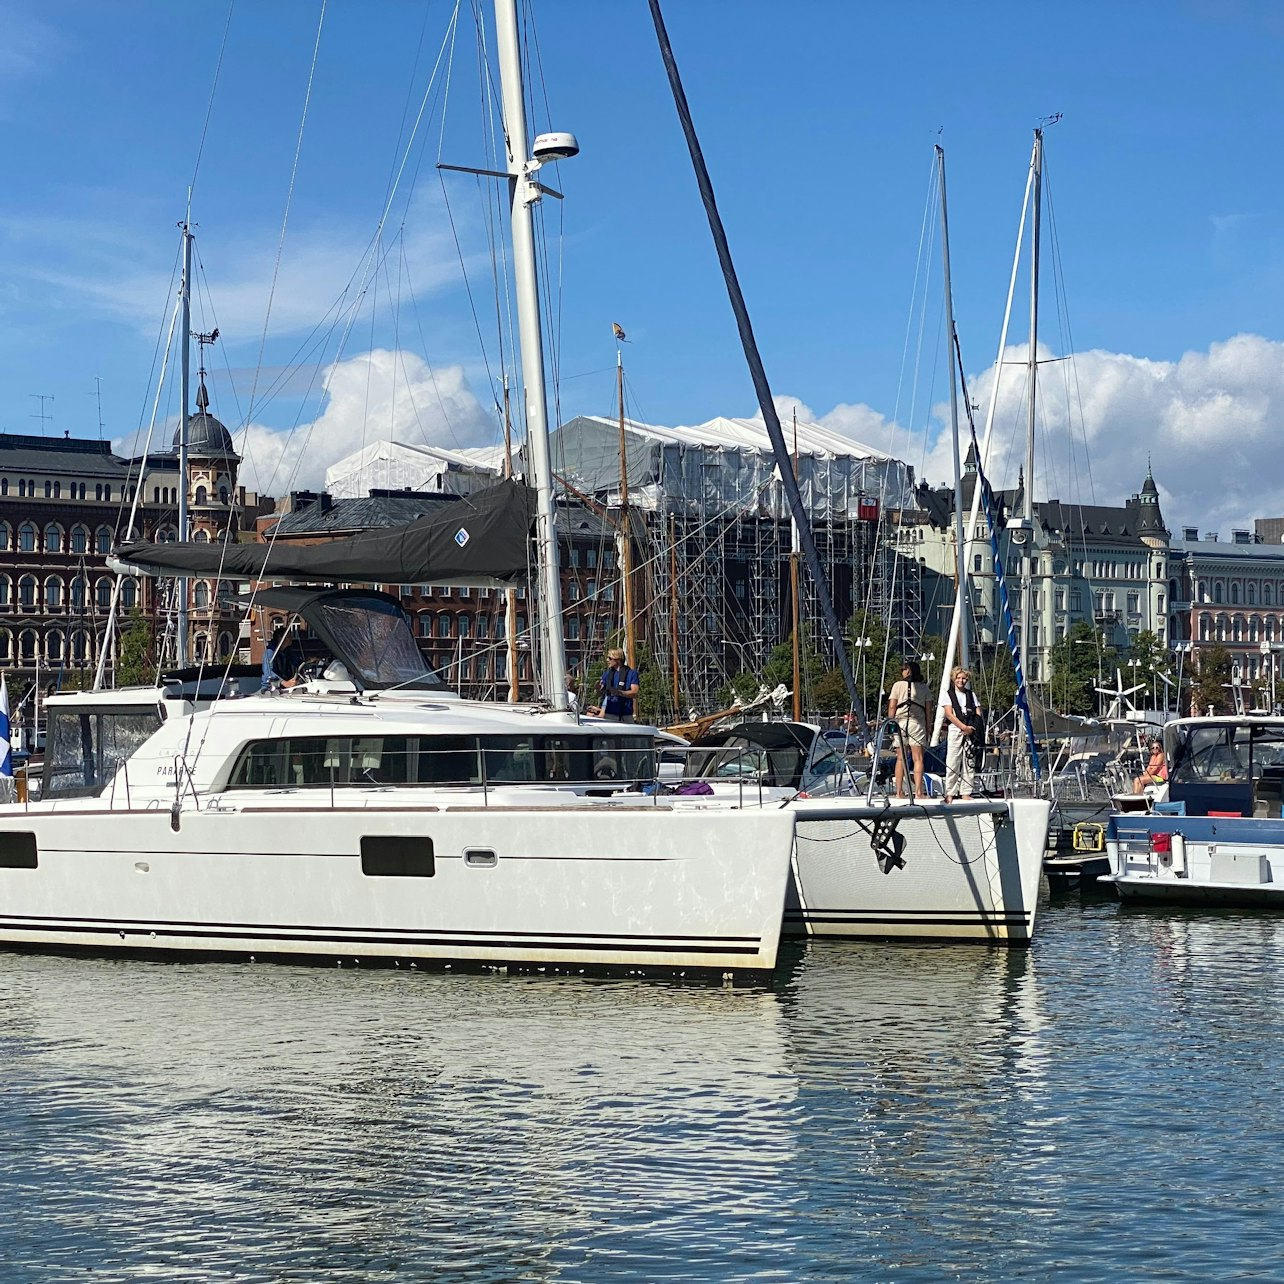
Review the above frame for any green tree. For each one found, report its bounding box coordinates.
[629,642,669,726]
[1192,643,1233,717]
[115,609,156,688]
[762,626,827,705]
[812,667,850,714]
[974,644,1017,718]
[845,608,900,712]
[715,672,763,708]
[1047,622,1111,715]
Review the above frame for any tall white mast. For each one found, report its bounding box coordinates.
[177,222,193,666]
[931,144,970,742]
[1019,130,1043,697]
[494,0,570,711]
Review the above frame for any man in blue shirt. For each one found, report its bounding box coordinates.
[598,648,640,723]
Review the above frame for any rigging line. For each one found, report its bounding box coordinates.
[887,155,940,470]
[187,0,235,203]
[1043,165,1097,509]
[114,239,185,533]
[437,171,502,407]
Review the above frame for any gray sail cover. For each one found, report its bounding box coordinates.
[114,480,534,587]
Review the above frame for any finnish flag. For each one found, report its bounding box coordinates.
[0,675,10,778]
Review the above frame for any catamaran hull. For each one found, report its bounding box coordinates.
[0,805,794,978]
[782,799,1051,944]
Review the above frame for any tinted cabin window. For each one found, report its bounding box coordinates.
[42,708,164,799]
[225,734,654,789]
[361,835,434,878]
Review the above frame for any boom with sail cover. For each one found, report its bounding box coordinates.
[112,480,534,587]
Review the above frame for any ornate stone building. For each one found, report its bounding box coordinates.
[911,460,1171,687]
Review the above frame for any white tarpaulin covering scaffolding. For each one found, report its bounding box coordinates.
[325,440,503,500]
[544,414,915,520]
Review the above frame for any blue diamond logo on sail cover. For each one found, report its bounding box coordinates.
[454,527,470,547]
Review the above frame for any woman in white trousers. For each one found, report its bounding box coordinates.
[943,667,980,803]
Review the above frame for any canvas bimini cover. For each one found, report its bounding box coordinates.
[112,480,534,587]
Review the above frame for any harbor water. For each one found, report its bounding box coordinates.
[2,897,1282,1281]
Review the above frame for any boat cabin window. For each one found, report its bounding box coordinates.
[225,734,654,789]
[310,595,448,691]
[42,705,165,799]
[1168,723,1284,787]
[688,732,808,788]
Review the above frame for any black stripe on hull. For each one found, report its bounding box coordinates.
[0,914,764,957]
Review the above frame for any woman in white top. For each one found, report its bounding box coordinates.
[887,660,931,799]
[942,667,980,803]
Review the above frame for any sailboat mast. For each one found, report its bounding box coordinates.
[177,223,192,665]
[501,375,521,702]
[938,146,968,673]
[616,351,637,663]
[494,0,569,711]
[790,408,801,722]
[669,515,680,713]
[1020,129,1043,698]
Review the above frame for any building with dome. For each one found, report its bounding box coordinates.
[0,371,267,697]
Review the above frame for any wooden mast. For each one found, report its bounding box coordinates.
[669,514,680,713]
[790,408,801,721]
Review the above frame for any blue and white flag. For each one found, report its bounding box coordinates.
[0,675,11,778]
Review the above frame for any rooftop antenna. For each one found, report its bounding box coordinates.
[29,393,54,436]
[93,377,105,440]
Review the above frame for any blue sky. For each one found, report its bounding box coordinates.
[0,0,1281,532]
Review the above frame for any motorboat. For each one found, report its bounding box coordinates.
[1103,713,1284,907]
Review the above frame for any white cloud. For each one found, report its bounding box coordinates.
[795,334,1284,537]
[117,349,495,499]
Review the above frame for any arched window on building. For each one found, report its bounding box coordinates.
[0,628,10,660]
[457,614,471,639]
[194,632,210,662]
[121,579,137,610]
[46,631,63,663]
[0,576,8,608]
[1232,583,1241,605]
[44,577,62,611]
[70,525,89,555]
[96,526,112,555]
[218,632,233,658]
[1214,582,1224,604]
[195,485,208,506]
[44,480,52,498]
[194,581,210,609]
[95,578,112,611]
[18,629,37,662]
[0,478,6,496]
[1250,616,1261,643]
[0,523,8,551]
[18,575,37,608]
[102,484,111,502]
[1248,584,1258,605]
[418,613,432,638]
[52,481,60,498]
[44,523,62,553]
[436,614,451,638]
[194,530,210,543]
[18,522,36,552]
[70,577,86,610]
[71,630,89,664]
[1232,617,1243,643]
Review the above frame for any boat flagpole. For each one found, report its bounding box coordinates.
[494,0,569,710]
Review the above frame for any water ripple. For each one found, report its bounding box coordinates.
[3,904,1284,1279]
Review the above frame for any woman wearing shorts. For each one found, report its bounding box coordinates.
[887,660,932,799]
